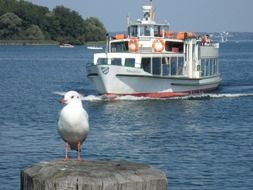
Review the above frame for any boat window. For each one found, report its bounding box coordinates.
[140,25,151,36]
[210,59,214,75]
[213,59,217,75]
[198,46,201,59]
[111,58,122,66]
[162,57,170,76]
[178,57,184,75]
[201,58,218,77]
[154,25,162,37]
[141,58,151,73]
[192,44,197,61]
[125,58,135,67]
[152,57,161,75]
[206,59,210,76]
[129,25,138,37]
[207,59,211,75]
[185,44,188,61]
[97,58,108,65]
[111,42,128,52]
[164,25,169,32]
[165,41,184,53]
[201,59,205,77]
[171,57,177,75]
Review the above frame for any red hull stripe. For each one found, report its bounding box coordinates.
[106,92,187,99]
[104,87,218,99]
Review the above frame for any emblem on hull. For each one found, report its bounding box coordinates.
[101,66,109,75]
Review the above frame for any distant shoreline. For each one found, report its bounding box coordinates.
[0,40,59,46]
[0,40,106,46]
[0,40,59,45]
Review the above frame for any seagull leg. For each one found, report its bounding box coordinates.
[77,142,81,161]
[64,143,69,161]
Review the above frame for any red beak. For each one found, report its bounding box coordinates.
[59,99,67,104]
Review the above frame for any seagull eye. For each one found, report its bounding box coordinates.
[71,96,74,99]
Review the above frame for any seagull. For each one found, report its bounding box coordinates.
[58,91,89,161]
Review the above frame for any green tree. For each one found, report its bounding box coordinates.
[0,12,22,39]
[0,0,17,15]
[0,0,107,43]
[22,24,45,40]
[15,1,49,29]
[83,17,107,42]
[51,6,86,43]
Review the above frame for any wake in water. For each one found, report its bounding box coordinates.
[53,91,253,102]
[172,93,253,100]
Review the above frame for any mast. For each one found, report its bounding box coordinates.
[143,0,154,23]
[149,0,153,21]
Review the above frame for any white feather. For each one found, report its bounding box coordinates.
[58,91,89,151]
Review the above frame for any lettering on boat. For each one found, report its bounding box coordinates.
[126,69,142,74]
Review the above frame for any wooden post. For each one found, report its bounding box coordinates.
[21,160,167,190]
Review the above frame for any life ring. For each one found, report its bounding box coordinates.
[152,39,165,52]
[128,38,139,52]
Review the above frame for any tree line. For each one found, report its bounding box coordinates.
[0,0,107,44]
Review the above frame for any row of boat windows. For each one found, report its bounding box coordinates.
[200,58,219,77]
[97,56,185,76]
[141,57,184,76]
[97,57,219,77]
[128,25,167,37]
[97,58,135,67]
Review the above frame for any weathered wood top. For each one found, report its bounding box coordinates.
[21,160,167,190]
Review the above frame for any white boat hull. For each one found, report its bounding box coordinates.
[87,65,221,98]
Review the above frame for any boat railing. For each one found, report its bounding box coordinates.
[197,40,219,48]
[111,34,192,41]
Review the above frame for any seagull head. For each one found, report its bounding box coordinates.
[60,91,82,105]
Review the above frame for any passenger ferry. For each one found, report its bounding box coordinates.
[86,0,221,98]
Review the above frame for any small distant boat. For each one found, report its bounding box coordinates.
[219,32,229,43]
[87,46,103,50]
[59,43,74,48]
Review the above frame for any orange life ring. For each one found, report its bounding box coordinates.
[128,38,139,52]
[152,39,165,52]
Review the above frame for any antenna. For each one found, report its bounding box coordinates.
[149,0,153,7]
[149,0,153,21]
[127,13,131,27]
[142,0,153,22]
[152,8,156,21]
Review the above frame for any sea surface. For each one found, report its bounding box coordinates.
[0,34,253,190]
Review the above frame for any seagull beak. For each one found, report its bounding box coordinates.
[59,98,67,104]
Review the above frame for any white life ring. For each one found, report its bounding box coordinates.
[152,39,165,52]
[128,38,139,52]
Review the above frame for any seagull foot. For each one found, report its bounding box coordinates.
[64,143,69,161]
[77,142,81,161]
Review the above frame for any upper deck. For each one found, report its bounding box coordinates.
[107,2,218,56]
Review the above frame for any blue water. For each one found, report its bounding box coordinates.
[0,38,253,190]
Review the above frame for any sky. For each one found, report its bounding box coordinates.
[31,0,253,33]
